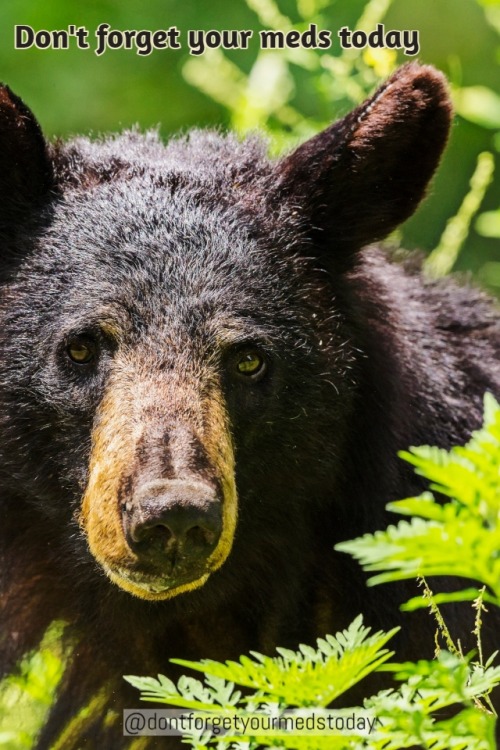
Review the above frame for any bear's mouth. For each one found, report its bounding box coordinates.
[102,561,211,599]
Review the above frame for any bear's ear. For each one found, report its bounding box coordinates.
[274,64,452,259]
[0,85,52,226]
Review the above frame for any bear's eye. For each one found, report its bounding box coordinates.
[66,337,97,365]
[236,351,266,380]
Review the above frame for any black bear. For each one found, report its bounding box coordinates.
[0,64,498,749]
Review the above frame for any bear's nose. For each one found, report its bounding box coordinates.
[123,479,222,567]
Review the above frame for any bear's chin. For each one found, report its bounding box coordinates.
[102,563,211,601]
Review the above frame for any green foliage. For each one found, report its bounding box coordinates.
[125,617,397,750]
[455,1,500,289]
[126,616,397,711]
[336,393,500,606]
[182,0,399,152]
[126,621,500,749]
[0,622,67,749]
[425,152,495,279]
[455,86,500,130]
[365,651,498,750]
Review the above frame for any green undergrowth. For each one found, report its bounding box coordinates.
[0,623,67,749]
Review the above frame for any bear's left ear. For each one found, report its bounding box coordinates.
[0,85,53,227]
[274,64,452,258]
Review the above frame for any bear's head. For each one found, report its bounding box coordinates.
[0,65,451,601]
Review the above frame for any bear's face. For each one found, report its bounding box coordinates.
[0,65,452,600]
[1,166,355,600]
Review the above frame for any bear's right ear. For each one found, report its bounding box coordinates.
[0,85,52,226]
[272,64,452,263]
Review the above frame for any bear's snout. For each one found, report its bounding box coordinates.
[80,380,238,600]
[123,479,222,573]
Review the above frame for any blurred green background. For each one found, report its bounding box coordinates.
[0,0,499,289]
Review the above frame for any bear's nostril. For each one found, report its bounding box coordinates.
[186,524,215,549]
[133,523,174,547]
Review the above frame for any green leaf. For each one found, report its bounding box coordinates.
[401,588,493,611]
[476,209,500,239]
[454,86,500,128]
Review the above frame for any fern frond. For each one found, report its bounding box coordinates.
[336,394,500,605]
